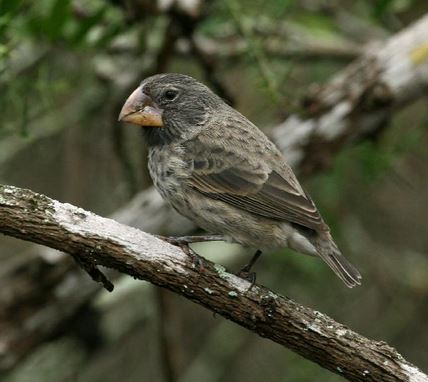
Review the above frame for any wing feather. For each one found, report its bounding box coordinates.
[188,157,326,231]
[184,120,327,232]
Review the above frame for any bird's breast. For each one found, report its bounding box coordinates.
[148,145,191,207]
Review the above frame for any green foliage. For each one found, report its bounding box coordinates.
[370,0,414,19]
[0,0,125,49]
[27,0,72,41]
[0,0,129,140]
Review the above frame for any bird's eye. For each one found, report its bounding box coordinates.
[164,89,178,101]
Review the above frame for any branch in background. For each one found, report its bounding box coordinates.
[208,16,385,43]
[177,34,362,63]
[0,185,427,382]
[197,17,364,62]
[273,13,428,177]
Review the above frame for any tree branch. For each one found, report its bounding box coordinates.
[0,185,427,382]
[273,13,428,176]
[176,34,362,63]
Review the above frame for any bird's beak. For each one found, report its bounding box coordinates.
[118,87,163,127]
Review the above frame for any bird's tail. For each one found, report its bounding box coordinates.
[314,233,362,288]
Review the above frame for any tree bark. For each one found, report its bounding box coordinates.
[0,185,427,382]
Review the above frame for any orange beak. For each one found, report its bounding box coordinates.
[118,87,163,127]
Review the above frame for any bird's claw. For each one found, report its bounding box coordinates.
[236,249,262,291]
[236,269,257,291]
[183,244,205,272]
[157,235,205,272]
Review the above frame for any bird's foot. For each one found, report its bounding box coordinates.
[157,235,208,271]
[236,250,262,291]
[185,246,205,272]
[236,269,257,290]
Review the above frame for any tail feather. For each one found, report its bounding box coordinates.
[315,235,362,288]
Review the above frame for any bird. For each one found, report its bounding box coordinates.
[118,73,362,288]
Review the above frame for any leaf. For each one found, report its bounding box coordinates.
[46,0,71,40]
[0,0,24,15]
[71,7,106,45]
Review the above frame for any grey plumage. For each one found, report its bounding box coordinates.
[120,73,362,287]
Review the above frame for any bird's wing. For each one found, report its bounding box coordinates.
[183,126,327,232]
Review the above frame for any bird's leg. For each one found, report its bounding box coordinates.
[237,250,262,290]
[180,243,205,272]
[156,235,225,271]
[155,234,225,245]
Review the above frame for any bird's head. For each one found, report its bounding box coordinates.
[118,73,221,145]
